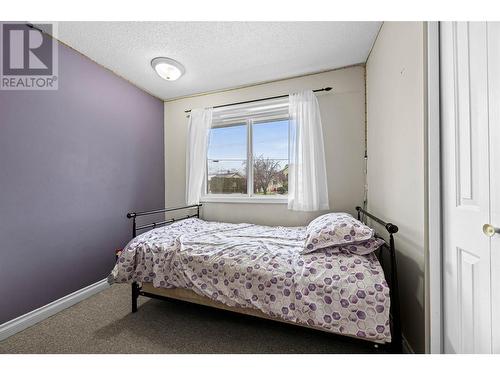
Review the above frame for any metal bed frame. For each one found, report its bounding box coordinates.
[125,204,402,353]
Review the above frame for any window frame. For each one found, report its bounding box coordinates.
[202,113,289,204]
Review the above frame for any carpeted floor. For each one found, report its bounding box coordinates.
[0,284,388,354]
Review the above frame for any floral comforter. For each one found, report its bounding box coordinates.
[109,218,391,343]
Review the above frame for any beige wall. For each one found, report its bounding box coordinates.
[164,66,366,226]
[366,22,426,353]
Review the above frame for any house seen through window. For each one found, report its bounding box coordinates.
[206,106,289,199]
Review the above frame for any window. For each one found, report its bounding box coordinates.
[204,101,289,202]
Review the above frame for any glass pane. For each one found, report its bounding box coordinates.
[207,123,247,160]
[252,120,289,196]
[207,160,247,194]
[207,123,247,194]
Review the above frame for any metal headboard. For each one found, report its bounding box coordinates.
[356,206,402,353]
[126,204,202,237]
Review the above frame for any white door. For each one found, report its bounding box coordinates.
[488,22,500,354]
[441,21,499,354]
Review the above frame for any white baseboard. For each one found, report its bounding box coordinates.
[0,279,109,341]
[402,334,415,354]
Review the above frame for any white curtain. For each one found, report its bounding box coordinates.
[288,90,329,211]
[186,108,213,205]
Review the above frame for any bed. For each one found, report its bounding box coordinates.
[109,205,402,353]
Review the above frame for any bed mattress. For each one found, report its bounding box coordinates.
[109,218,391,343]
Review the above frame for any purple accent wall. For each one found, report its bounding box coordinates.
[0,29,164,324]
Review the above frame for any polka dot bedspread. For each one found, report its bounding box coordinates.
[109,218,391,343]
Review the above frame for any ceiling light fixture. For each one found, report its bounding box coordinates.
[151,57,185,81]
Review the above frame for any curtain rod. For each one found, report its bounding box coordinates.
[184,87,332,114]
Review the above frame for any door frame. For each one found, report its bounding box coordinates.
[425,21,442,354]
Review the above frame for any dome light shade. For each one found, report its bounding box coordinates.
[151,57,185,81]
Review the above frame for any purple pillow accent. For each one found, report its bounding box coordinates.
[301,212,374,254]
[340,237,385,255]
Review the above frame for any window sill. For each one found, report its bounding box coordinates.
[200,196,288,204]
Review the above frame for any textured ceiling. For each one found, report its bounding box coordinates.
[48,22,381,100]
